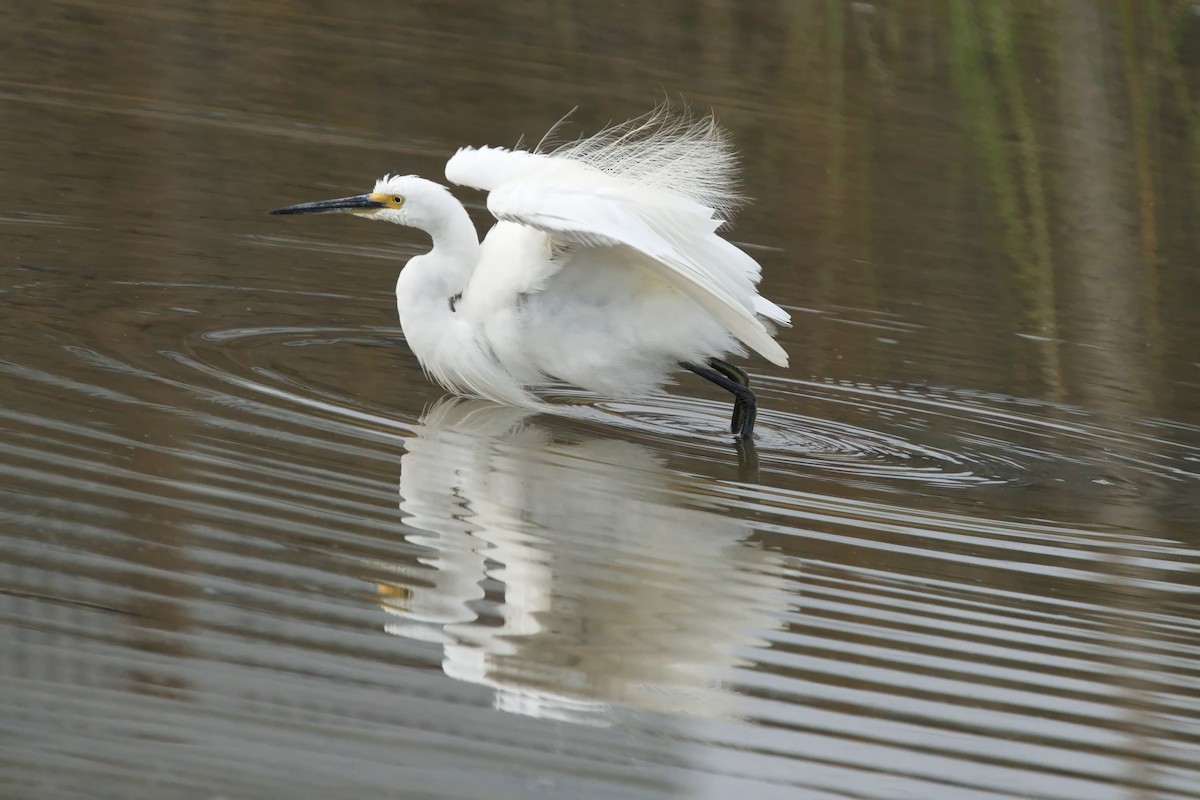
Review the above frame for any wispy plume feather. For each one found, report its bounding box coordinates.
[540,102,744,222]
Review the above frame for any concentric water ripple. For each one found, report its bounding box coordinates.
[3,273,1199,800]
[7,276,1196,501]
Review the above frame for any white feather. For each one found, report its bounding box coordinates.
[483,181,787,366]
[446,107,790,367]
[275,105,791,435]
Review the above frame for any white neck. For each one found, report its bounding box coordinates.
[403,186,480,301]
[392,183,483,364]
[427,201,480,287]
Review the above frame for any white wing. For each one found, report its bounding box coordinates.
[447,146,789,367]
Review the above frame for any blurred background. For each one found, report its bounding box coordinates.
[2,2,1198,799]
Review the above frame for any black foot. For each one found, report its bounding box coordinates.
[681,360,758,440]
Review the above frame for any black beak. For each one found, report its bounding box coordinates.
[268,194,384,215]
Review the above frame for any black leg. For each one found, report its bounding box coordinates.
[681,361,758,440]
[710,358,749,387]
[710,358,752,434]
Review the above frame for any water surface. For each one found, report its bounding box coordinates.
[2,3,1199,799]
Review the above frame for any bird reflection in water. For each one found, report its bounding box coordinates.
[377,397,792,725]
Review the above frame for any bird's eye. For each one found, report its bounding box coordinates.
[392,195,403,205]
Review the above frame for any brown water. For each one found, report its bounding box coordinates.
[3,3,1199,799]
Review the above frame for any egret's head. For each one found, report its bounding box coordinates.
[268,174,456,230]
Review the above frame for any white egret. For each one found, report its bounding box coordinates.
[269,106,790,439]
